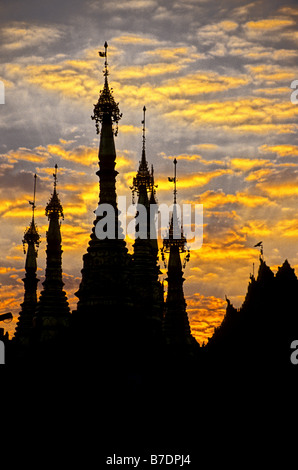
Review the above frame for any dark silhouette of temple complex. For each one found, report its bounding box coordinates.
[8,43,198,373]
[4,43,298,380]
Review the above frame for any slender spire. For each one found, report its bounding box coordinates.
[34,165,70,343]
[162,159,188,256]
[131,106,154,201]
[170,157,177,204]
[30,173,37,221]
[131,108,164,343]
[161,159,192,347]
[14,174,40,345]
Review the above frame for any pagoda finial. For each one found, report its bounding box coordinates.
[23,173,40,254]
[28,173,37,223]
[98,41,109,77]
[92,42,122,135]
[142,105,146,160]
[53,163,58,190]
[168,158,177,204]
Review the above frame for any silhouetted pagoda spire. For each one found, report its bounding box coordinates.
[34,165,70,342]
[131,107,163,342]
[74,42,133,341]
[14,174,40,345]
[161,159,193,347]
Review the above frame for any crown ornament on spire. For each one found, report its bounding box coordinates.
[22,173,40,254]
[91,41,122,135]
[45,164,64,220]
[131,106,155,202]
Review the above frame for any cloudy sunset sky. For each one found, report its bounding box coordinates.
[0,0,298,344]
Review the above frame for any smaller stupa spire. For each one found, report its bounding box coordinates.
[161,159,193,347]
[22,173,40,260]
[15,174,40,345]
[130,108,164,342]
[131,106,154,200]
[34,164,70,343]
[161,159,189,262]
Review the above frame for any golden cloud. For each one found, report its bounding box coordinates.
[197,190,271,209]
[161,151,224,166]
[229,157,271,171]
[1,147,49,164]
[144,45,203,62]
[115,62,186,80]
[189,143,219,151]
[186,292,226,345]
[2,24,62,50]
[112,34,159,45]
[219,20,238,31]
[258,181,298,198]
[246,64,297,83]
[245,168,274,182]
[259,144,298,158]
[253,87,291,96]
[156,169,233,191]
[165,97,298,134]
[245,18,295,30]
[157,71,250,97]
